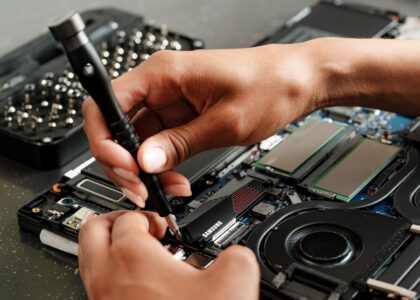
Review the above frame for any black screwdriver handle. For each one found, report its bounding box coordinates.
[49,13,172,216]
[71,44,172,216]
[67,42,125,124]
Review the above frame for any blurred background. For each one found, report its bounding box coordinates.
[2,0,420,56]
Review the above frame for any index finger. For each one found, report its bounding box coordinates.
[80,51,185,173]
[111,211,168,243]
[82,98,139,175]
[80,62,152,171]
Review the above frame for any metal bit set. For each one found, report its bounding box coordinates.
[102,24,185,79]
[1,25,188,138]
[0,9,203,169]
[2,71,85,137]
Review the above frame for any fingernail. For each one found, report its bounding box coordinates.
[81,211,96,227]
[121,187,145,208]
[143,147,167,172]
[112,168,140,183]
[166,184,192,197]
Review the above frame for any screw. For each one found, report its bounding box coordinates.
[114,56,124,63]
[83,63,95,76]
[41,100,49,108]
[48,121,57,128]
[16,111,29,128]
[101,50,110,58]
[116,30,127,44]
[44,72,55,79]
[193,40,204,49]
[115,46,125,56]
[170,40,182,51]
[67,109,77,116]
[42,137,52,143]
[7,105,16,115]
[32,207,41,214]
[140,53,150,61]
[24,83,36,94]
[160,24,168,37]
[65,116,74,127]
[30,115,43,131]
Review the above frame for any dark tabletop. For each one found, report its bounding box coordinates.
[1,0,420,299]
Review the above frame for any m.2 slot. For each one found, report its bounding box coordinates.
[178,179,267,247]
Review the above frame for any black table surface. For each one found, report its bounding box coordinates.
[1,0,420,299]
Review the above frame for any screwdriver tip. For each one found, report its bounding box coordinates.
[165,214,183,241]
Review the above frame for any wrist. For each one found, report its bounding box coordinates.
[256,43,326,121]
[303,37,361,110]
[304,37,405,111]
[257,41,346,120]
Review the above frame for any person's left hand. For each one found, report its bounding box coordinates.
[78,211,260,300]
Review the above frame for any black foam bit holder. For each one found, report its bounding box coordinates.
[0,8,204,169]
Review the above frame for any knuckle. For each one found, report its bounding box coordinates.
[218,106,247,142]
[223,245,258,271]
[230,120,247,142]
[149,50,184,79]
[145,211,160,224]
[120,211,145,225]
[91,150,106,165]
[109,238,137,263]
[150,50,176,69]
[110,238,130,256]
[79,218,97,239]
[81,98,92,117]
[88,150,110,169]
[162,127,194,165]
[145,212,166,237]
[109,213,147,256]
[150,50,178,64]
[86,277,110,300]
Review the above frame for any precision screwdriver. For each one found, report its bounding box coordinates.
[48,12,182,240]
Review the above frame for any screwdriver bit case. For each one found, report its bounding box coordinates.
[0,8,204,169]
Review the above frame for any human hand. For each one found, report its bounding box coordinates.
[82,43,321,205]
[78,211,260,300]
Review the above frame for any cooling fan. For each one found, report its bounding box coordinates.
[247,204,414,299]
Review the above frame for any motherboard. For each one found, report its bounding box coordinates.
[18,107,420,299]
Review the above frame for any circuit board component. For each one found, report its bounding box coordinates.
[256,118,352,181]
[62,207,98,232]
[309,138,400,201]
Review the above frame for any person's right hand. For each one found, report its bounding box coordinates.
[82,43,322,205]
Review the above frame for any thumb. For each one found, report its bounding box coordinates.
[138,103,242,173]
[205,245,260,299]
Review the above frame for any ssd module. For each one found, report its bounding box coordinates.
[309,138,401,202]
[255,118,354,181]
